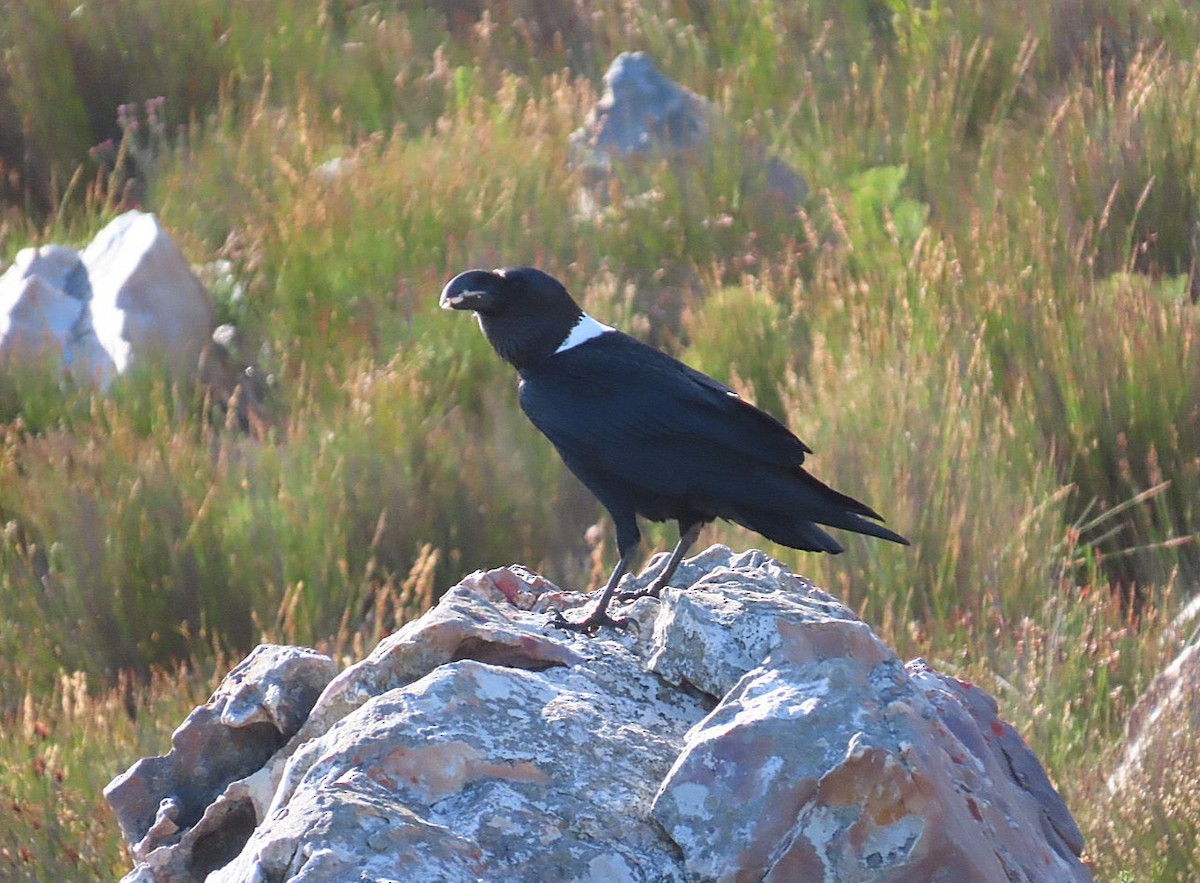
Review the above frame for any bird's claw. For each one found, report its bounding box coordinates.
[548,607,634,635]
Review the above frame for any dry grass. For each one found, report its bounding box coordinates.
[2,0,1200,878]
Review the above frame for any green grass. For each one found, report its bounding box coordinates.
[2,0,1200,879]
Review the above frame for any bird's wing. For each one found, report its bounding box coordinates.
[518,332,810,498]
[676,360,812,457]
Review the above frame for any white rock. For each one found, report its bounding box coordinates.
[83,210,214,379]
[0,212,215,390]
[106,547,1090,883]
[0,244,115,383]
[1109,638,1200,796]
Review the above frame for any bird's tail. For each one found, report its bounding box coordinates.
[741,467,910,553]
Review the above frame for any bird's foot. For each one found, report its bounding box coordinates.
[617,579,668,602]
[548,606,634,635]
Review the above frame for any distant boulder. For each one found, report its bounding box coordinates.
[569,52,808,217]
[83,210,216,380]
[107,546,1090,883]
[0,244,114,383]
[0,210,215,390]
[573,51,711,169]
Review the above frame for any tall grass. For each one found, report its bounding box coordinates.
[0,664,216,879]
[2,0,1200,879]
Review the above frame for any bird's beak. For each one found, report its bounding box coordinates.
[441,290,472,309]
[440,270,498,312]
[439,288,482,310]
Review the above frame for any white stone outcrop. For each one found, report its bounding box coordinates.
[0,210,214,388]
[106,546,1090,883]
[0,244,114,382]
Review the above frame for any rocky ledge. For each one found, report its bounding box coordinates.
[106,545,1090,882]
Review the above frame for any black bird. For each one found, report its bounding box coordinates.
[441,267,908,631]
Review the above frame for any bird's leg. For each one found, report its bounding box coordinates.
[550,545,637,634]
[622,520,702,600]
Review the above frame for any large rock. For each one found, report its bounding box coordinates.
[569,52,808,216]
[83,210,215,379]
[0,210,215,388]
[107,546,1090,883]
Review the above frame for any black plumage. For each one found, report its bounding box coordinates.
[441,267,908,631]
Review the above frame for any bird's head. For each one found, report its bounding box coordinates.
[440,267,585,370]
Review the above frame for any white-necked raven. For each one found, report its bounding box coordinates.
[441,267,908,631]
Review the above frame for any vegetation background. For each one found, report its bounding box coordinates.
[0,0,1198,879]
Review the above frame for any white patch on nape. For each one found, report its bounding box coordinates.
[554,312,615,354]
